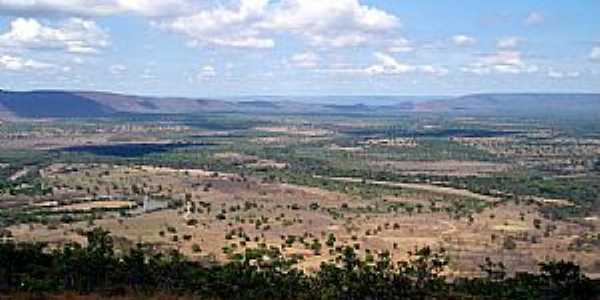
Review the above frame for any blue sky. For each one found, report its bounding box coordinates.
[0,0,599,97]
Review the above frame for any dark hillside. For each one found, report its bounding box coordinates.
[0,91,115,118]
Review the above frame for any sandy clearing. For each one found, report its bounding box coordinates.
[140,165,214,177]
[139,165,235,178]
[54,200,135,211]
[526,196,573,207]
[493,224,530,232]
[328,144,364,152]
[255,126,332,137]
[9,167,32,181]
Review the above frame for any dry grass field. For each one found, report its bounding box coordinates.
[7,163,599,278]
[53,201,136,212]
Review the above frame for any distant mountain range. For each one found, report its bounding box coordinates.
[1,90,599,119]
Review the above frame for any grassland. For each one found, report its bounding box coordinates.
[0,112,599,279]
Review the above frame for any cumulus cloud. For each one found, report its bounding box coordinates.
[364,52,415,75]
[161,0,399,49]
[451,35,477,47]
[356,52,448,77]
[0,0,193,17]
[2,0,400,50]
[263,0,398,47]
[0,17,110,54]
[115,0,194,17]
[497,37,522,49]
[0,54,54,71]
[290,51,319,68]
[462,51,538,75]
[525,12,544,25]
[160,0,274,49]
[590,47,600,62]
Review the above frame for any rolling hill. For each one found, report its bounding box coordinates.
[0,90,115,118]
[1,90,599,119]
[416,93,600,117]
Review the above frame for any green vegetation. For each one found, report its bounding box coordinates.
[449,173,600,218]
[2,112,600,219]
[0,229,597,299]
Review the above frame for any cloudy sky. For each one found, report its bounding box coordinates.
[0,0,599,97]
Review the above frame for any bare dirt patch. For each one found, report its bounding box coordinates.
[54,200,135,211]
[9,167,32,181]
[359,138,418,148]
[255,126,332,137]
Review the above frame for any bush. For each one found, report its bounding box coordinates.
[503,236,517,250]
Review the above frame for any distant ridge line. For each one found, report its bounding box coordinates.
[1,89,599,118]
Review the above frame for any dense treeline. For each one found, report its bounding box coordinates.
[448,174,600,218]
[1,229,598,299]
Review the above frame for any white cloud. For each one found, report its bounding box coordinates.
[462,51,538,75]
[497,36,522,49]
[0,54,54,71]
[419,65,449,77]
[451,35,477,47]
[525,12,544,25]
[365,52,415,75]
[590,47,600,62]
[263,0,399,48]
[359,52,448,77]
[162,0,399,49]
[388,38,413,53]
[161,0,274,49]
[0,0,119,17]
[548,69,580,79]
[109,64,127,75]
[291,51,319,68]
[115,0,194,17]
[197,65,216,80]
[0,17,110,54]
[2,0,400,50]
[547,69,562,79]
[0,0,193,17]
